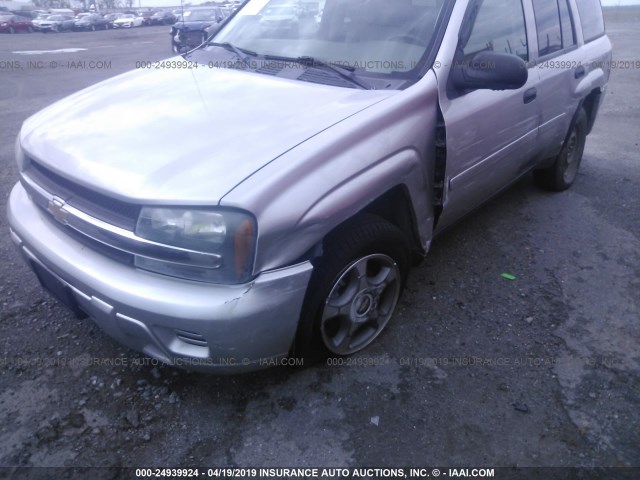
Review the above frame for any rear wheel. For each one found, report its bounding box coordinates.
[534,108,588,191]
[294,214,410,359]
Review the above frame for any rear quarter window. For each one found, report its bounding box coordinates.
[576,0,605,42]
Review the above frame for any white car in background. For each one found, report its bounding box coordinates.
[112,13,143,28]
[31,13,51,31]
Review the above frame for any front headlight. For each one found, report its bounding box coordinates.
[135,207,256,284]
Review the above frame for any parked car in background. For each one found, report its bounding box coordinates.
[0,14,33,33]
[150,10,176,25]
[136,10,155,26]
[102,13,119,29]
[38,14,75,32]
[172,8,185,20]
[171,7,230,53]
[259,4,299,36]
[74,13,107,31]
[112,13,143,28]
[31,13,51,31]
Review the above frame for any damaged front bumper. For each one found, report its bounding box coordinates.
[8,182,313,373]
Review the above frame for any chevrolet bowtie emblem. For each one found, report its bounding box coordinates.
[47,197,69,225]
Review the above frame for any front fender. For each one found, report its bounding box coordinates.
[222,72,441,274]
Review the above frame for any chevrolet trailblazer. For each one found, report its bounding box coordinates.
[8,0,612,371]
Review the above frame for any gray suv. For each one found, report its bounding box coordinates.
[7,0,612,372]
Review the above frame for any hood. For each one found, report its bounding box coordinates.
[21,64,395,205]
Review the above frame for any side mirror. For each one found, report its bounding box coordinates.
[451,51,528,91]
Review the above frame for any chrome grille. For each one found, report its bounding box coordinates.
[28,159,140,230]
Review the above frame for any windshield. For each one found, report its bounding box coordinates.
[213,0,448,76]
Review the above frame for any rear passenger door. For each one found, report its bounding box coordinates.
[531,0,583,159]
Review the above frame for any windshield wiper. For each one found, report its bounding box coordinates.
[207,41,257,69]
[264,54,373,90]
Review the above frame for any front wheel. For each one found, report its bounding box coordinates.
[9,26,15,34]
[295,214,410,359]
[534,108,588,191]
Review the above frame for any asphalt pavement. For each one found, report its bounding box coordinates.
[0,15,638,476]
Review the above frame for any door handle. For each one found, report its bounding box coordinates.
[575,65,586,79]
[523,87,537,104]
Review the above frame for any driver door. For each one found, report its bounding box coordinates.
[435,0,541,232]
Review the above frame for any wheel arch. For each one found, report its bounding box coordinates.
[295,185,425,269]
[359,185,424,263]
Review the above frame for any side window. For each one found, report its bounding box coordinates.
[558,0,576,48]
[576,0,605,42]
[464,0,528,62]
[532,0,576,56]
[532,0,562,56]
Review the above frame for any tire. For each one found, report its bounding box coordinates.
[9,26,15,34]
[294,214,410,359]
[534,108,588,192]
[91,25,96,32]
[27,26,33,33]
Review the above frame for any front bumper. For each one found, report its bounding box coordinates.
[7,182,313,373]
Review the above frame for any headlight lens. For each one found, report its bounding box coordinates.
[135,207,256,284]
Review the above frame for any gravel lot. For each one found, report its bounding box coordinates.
[0,11,639,478]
